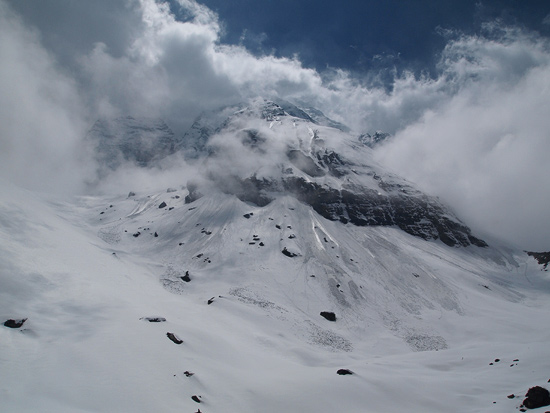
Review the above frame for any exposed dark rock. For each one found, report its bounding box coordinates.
[207,297,215,305]
[191,395,201,403]
[128,191,136,197]
[337,369,354,375]
[507,394,515,399]
[133,231,141,237]
[141,317,166,322]
[229,174,486,248]
[359,131,391,148]
[243,213,251,219]
[282,248,298,258]
[259,242,265,246]
[181,271,191,282]
[320,311,337,321]
[523,386,550,409]
[495,359,500,363]
[4,318,27,328]
[184,371,194,377]
[166,332,183,344]
[158,201,167,209]
[185,182,203,204]
[154,232,158,237]
[526,251,550,270]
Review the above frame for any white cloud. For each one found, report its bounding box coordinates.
[0,2,93,193]
[1,0,549,249]
[375,26,550,250]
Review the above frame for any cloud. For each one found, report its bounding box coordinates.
[0,2,93,193]
[0,0,549,249]
[375,24,550,250]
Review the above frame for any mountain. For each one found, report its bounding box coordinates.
[358,131,392,148]
[181,99,486,248]
[86,116,183,170]
[2,100,550,412]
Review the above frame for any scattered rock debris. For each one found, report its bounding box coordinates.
[158,201,167,209]
[243,213,254,219]
[4,318,27,328]
[337,369,354,375]
[133,231,141,237]
[184,371,194,377]
[166,332,183,344]
[320,311,337,321]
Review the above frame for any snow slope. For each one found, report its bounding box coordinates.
[2,179,550,413]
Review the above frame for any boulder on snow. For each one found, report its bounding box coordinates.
[158,201,167,209]
[320,311,337,321]
[337,369,354,375]
[523,386,550,409]
[166,332,183,344]
[191,395,201,403]
[4,318,27,328]
[181,271,191,282]
[282,247,298,258]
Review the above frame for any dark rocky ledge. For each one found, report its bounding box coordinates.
[232,175,487,248]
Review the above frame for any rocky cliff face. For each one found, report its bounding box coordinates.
[185,99,487,248]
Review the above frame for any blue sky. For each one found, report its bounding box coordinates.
[173,0,550,75]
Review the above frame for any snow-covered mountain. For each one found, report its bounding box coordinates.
[179,99,486,248]
[86,116,183,170]
[2,99,550,412]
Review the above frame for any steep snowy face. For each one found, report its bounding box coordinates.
[86,116,183,170]
[183,99,487,248]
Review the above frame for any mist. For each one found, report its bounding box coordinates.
[0,0,549,249]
